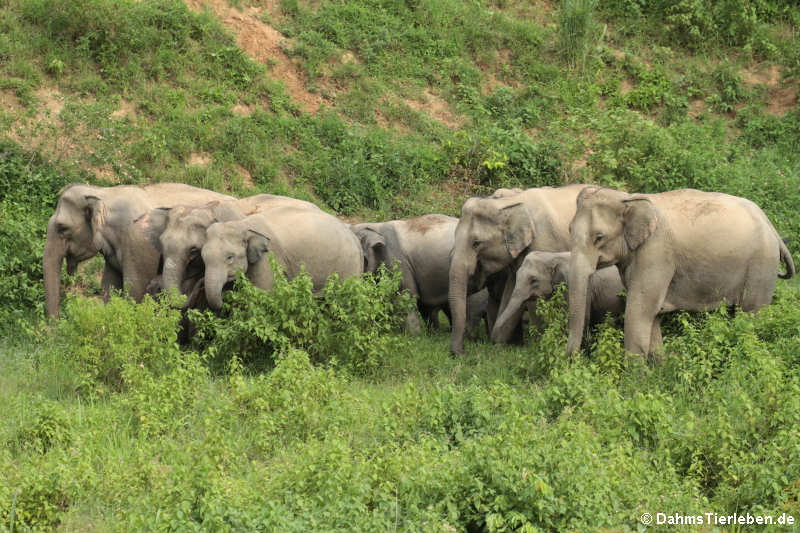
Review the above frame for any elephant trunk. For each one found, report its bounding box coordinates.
[491,291,527,344]
[161,256,188,293]
[204,271,227,311]
[448,261,470,355]
[566,251,597,354]
[43,219,67,319]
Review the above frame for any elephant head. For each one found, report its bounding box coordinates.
[44,185,112,318]
[566,187,657,354]
[352,225,387,273]
[490,251,569,343]
[135,201,243,293]
[201,222,273,311]
[448,198,534,354]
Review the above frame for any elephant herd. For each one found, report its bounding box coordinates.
[44,182,795,362]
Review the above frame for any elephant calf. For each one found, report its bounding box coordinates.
[351,214,488,335]
[491,251,625,344]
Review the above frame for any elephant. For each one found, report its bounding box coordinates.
[491,251,625,344]
[43,183,234,318]
[200,206,363,310]
[351,214,488,335]
[135,194,320,295]
[448,184,589,355]
[566,186,796,357]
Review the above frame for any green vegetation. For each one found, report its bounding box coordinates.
[1,0,800,530]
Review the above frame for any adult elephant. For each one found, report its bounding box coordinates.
[491,251,624,344]
[448,184,588,355]
[201,206,363,310]
[43,183,234,318]
[351,214,487,334]
[566,187,795,357]
[135,194,320,295]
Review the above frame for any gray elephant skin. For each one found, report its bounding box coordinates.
[448,184,589,355]
[201,206,363,310]
[566,187,796,356]
[491,251,625,344]
[43,183,234,318]
[135,194,320,295]
[351,214,487,335]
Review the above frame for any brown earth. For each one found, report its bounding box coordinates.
[741,64,797,117]
[184,0,325,114]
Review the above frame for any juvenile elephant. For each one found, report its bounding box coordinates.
[201,206,363,310]
[135,194,320,295]
[448,184,588,355]
[43,183,233,318]
[566,187,796,357]
[351,214,460,333]
[491,251,625,344]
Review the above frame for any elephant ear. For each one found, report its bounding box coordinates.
[246,229,271,264]
[360,228,386,253]
[551,256,570,286]
[84,195,109,251]
[133,207,172,252]
[622,197,657,251]
[501,202,534,259]
[576,185,603,207]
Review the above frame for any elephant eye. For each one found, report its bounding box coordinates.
[226,254,234,262]
[189,246,199,255]
[593,233,604,245]
[56,223,69,235]
[472,240,481,249]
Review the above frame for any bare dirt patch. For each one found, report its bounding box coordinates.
[232,102,255,116]
[184,0,324,114]
[111,99,137,120]
[741,64,797,117]
[234,163,255,189]
[0,90,23,115]
[619,79,633,95]
[406,88,463,129]
[187,152,212,166]
[688,99,706,118]
[35,87,64,118]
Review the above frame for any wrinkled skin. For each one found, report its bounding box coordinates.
[135,194,320,295]
[352,214,467,334]
[201,206,363,310]
[491,251,624,344]
[566,187,796,357]
[43,183,233,318]
[448,184,588,355]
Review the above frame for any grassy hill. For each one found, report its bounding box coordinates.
[1,0,800,531]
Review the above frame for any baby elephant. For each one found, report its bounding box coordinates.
[491,251,625,344]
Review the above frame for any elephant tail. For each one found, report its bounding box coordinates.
[779,237,796,279]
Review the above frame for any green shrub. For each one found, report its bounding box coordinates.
[190,259,414,375]
[11,397,73,455]
[0,140,74,333]
[56,292,185,394]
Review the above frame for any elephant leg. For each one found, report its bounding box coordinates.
[101,263,123,302]
[647,316,664,365]
[624,278,668,357]
[403,276,423,335]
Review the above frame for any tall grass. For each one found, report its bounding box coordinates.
[558,0,602,70]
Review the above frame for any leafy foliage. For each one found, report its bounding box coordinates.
[190,259,414,375]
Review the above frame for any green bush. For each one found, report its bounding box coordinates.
[0,140,73,333]
[56,292,185,394]
[190,259,414,375]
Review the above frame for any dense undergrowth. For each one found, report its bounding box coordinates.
[2,0,800,530]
